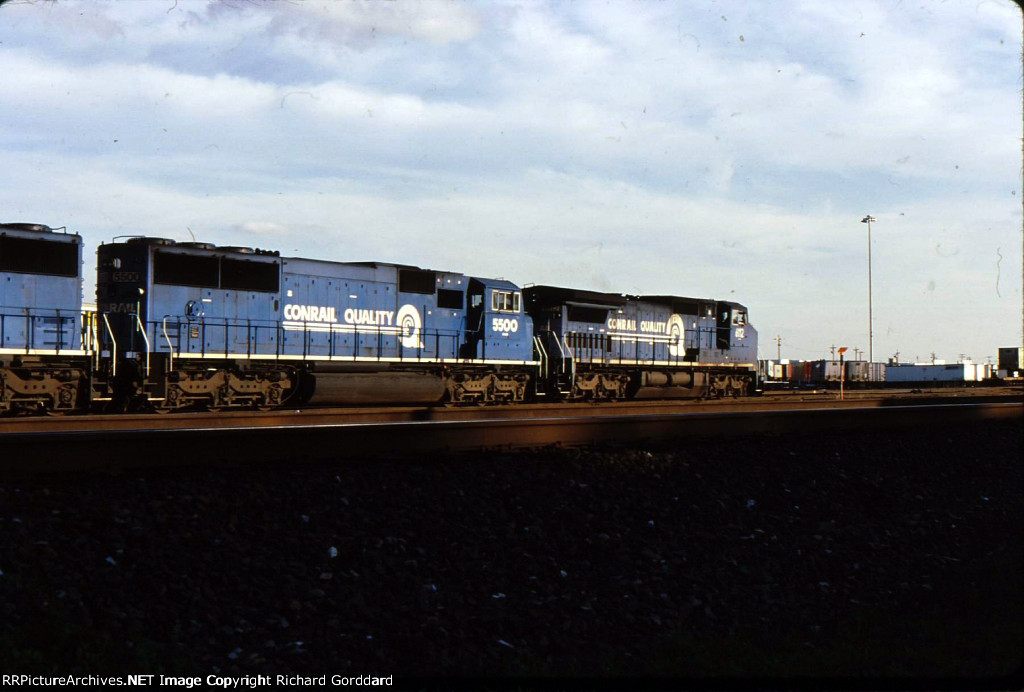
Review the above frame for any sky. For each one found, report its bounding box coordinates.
[0,0,1020,365]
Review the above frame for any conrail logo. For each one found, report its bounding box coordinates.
[667,313,686,356]
[396,304,423,349]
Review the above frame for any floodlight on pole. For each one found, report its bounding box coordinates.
[861,215,876,366]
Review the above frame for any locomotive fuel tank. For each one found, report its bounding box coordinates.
[300,371,447,405]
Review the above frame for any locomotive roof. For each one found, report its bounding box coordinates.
[284,257,460,273]
[525,286,748,313]
[1,222,79,240]
[523,284,627,307]
[469,276,521,291]
[640,295,748,310]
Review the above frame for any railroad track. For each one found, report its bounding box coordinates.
[0,386,1019,433]
[1,389,1020,477]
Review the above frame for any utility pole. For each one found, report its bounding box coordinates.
[775,335,782,362]
[861,215,876,366]
[830,344,836,359]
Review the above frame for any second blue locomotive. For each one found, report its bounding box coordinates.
[526,285,757,399]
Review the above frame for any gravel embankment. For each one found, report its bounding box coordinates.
[1,417,1020,684]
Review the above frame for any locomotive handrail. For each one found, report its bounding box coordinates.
[112,315,511,364]
[134,314,151,377]
[161,318,174,371]
[561,335,576,386]
[533,336,548,383]
[467,310,488,360]
[90,315,100,369]
[101,313,117,377]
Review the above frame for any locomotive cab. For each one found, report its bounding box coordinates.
[463,278,533,361]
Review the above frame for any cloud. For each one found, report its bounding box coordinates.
[259,0,483,46]
[233,221,291,236]
[0,0,1019,362]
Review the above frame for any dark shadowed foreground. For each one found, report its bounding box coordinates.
[1,418,1020,686]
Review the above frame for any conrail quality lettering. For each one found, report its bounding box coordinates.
[282,304,400,328]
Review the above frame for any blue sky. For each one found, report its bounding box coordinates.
[0,0,1020,364]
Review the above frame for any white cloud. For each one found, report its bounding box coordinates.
[0,0,1019,361]
[265,0,483,46]
[233,221,291,236]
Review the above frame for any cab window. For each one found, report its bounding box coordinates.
[491,290,520,313]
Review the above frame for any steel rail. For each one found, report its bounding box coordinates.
[0,388,1020,435]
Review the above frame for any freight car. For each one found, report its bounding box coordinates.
[886,362,991,387]
[800,359,885,388]
[2,224,760,413]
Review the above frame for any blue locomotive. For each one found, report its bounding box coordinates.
[2,223,758,413]
[525,285,757,399]
[95,237,535,410]
[0,223,90,413]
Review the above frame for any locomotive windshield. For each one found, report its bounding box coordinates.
[491,290,520,313]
